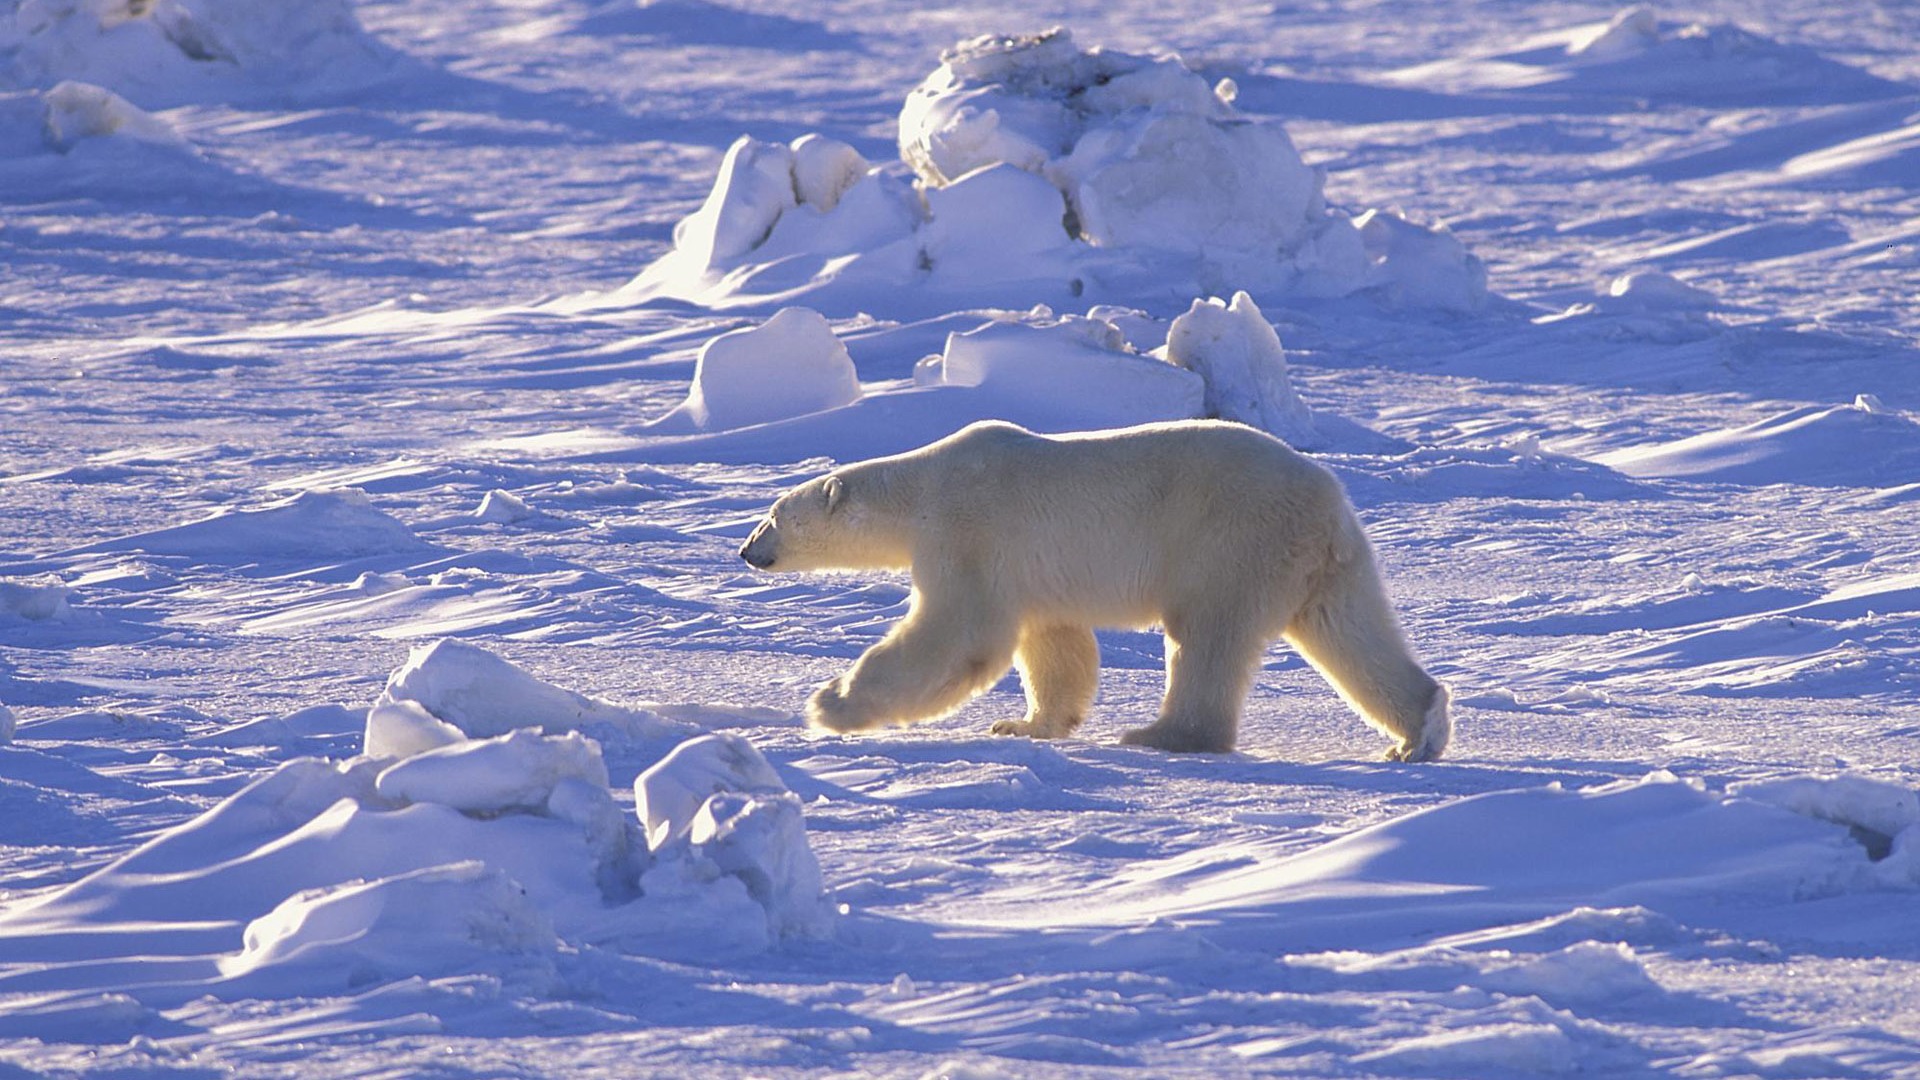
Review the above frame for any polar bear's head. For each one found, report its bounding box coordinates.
[741,467,916,572]
[739,474,851,572]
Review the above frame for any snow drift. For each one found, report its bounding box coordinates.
[1599,395,1920,487]
[1385,5,1910,106]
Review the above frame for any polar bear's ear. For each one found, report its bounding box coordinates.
[824,475,846,513]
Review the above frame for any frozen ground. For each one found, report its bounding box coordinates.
[3,0,1919,1076]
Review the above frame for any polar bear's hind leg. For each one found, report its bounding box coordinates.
[993,623,1099,739]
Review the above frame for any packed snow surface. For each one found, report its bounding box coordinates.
[4,0,1920,1076]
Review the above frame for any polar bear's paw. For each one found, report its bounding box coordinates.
[1384,684,1452,763]
[990,718,1038,738]
[807,679,884,733]
[1119,721,1234,754]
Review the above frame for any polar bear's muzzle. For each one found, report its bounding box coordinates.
[740,519,777,569]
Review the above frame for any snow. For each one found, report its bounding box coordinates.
[5,0,1920,1075]
[662,305,862,432]
[1163,290,1317,445]
[616,24,1486,315]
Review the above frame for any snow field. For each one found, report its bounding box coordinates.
[3,0,1920,1075]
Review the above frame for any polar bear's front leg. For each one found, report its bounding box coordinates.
[992,623,1098,739]
[1121,624,1263,754]
[808,591,1020,734]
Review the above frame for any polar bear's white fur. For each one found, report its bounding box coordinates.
[739,420,1451,759]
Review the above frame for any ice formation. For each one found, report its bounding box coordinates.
[634,733,834,940]
[0,640,832,998]
[620,27,1488,314]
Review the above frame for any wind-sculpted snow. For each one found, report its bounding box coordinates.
[0,640,831,1011]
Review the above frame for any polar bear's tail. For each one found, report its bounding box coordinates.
[1283,533,1451,763]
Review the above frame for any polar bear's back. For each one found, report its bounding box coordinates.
[912,420,1353,626]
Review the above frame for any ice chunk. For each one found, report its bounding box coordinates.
[376,638,671,742]
[375,730,611,814]
[0,704,14,745]
[634,733,832,940]
[1163,291,1315,444]
[474,489,533,523]
[1048,109,1319,257]
[687,789,832,939]
[0,577,76,621]
[362,699,465,761]
[790,133,868,213]
[220,862,558,988]
[40,81,186,151]
[633,732,786,851]
[1568,5,1660,59]
[918,310,1204,426]
[1356,209,1488,312]
[2,0,405,107]
[919,162,1076,274]
[679,306,862,430]
[672,136,797,269]
[1601,269,1715,312]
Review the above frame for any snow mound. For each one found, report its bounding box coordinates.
[0,576,76,621]
[0,80,187,157]
[1387,5,1907,106]
[614,28,1486,316]
[981,772,1909,952]
[1,0,406,107]
[474,488,534,523]
[1163,290,1315,445]
[369,637,685,750]
[915,307,1204,428]
[657,306,863,432]
[1598,397,1920,487]
[902,29,1317,252]
[90,487,426,562]
[635,733,833,941]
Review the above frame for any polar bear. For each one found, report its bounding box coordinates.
[739,420,1451,759]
